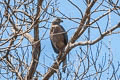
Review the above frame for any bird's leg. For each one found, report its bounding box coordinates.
[57,51,62,61]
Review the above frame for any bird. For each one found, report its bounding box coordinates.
[50,18,68,72]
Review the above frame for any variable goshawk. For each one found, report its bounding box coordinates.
[50,18,68,72]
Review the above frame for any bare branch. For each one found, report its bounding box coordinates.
[25,0,43,80]
[70,22,120,48]
[70,0,98,43]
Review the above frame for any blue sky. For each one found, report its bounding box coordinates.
[39,0,120,79]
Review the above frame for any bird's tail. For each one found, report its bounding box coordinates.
[59,51,67,72]
[62,57,67,72]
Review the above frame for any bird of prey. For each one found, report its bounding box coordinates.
[50,18,68,72]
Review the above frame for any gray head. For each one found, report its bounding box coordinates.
[52,18,63,25]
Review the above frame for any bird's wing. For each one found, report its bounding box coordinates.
[50,25,59,53]
[59,25,68,45]
[50,24,68,53]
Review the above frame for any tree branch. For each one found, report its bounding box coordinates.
[70,0,98,43]
[70,22,120,47]
[25,0,43,80]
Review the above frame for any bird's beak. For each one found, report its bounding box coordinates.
[61,20,63,22]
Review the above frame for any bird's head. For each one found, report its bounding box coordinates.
[52,18,63,25]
